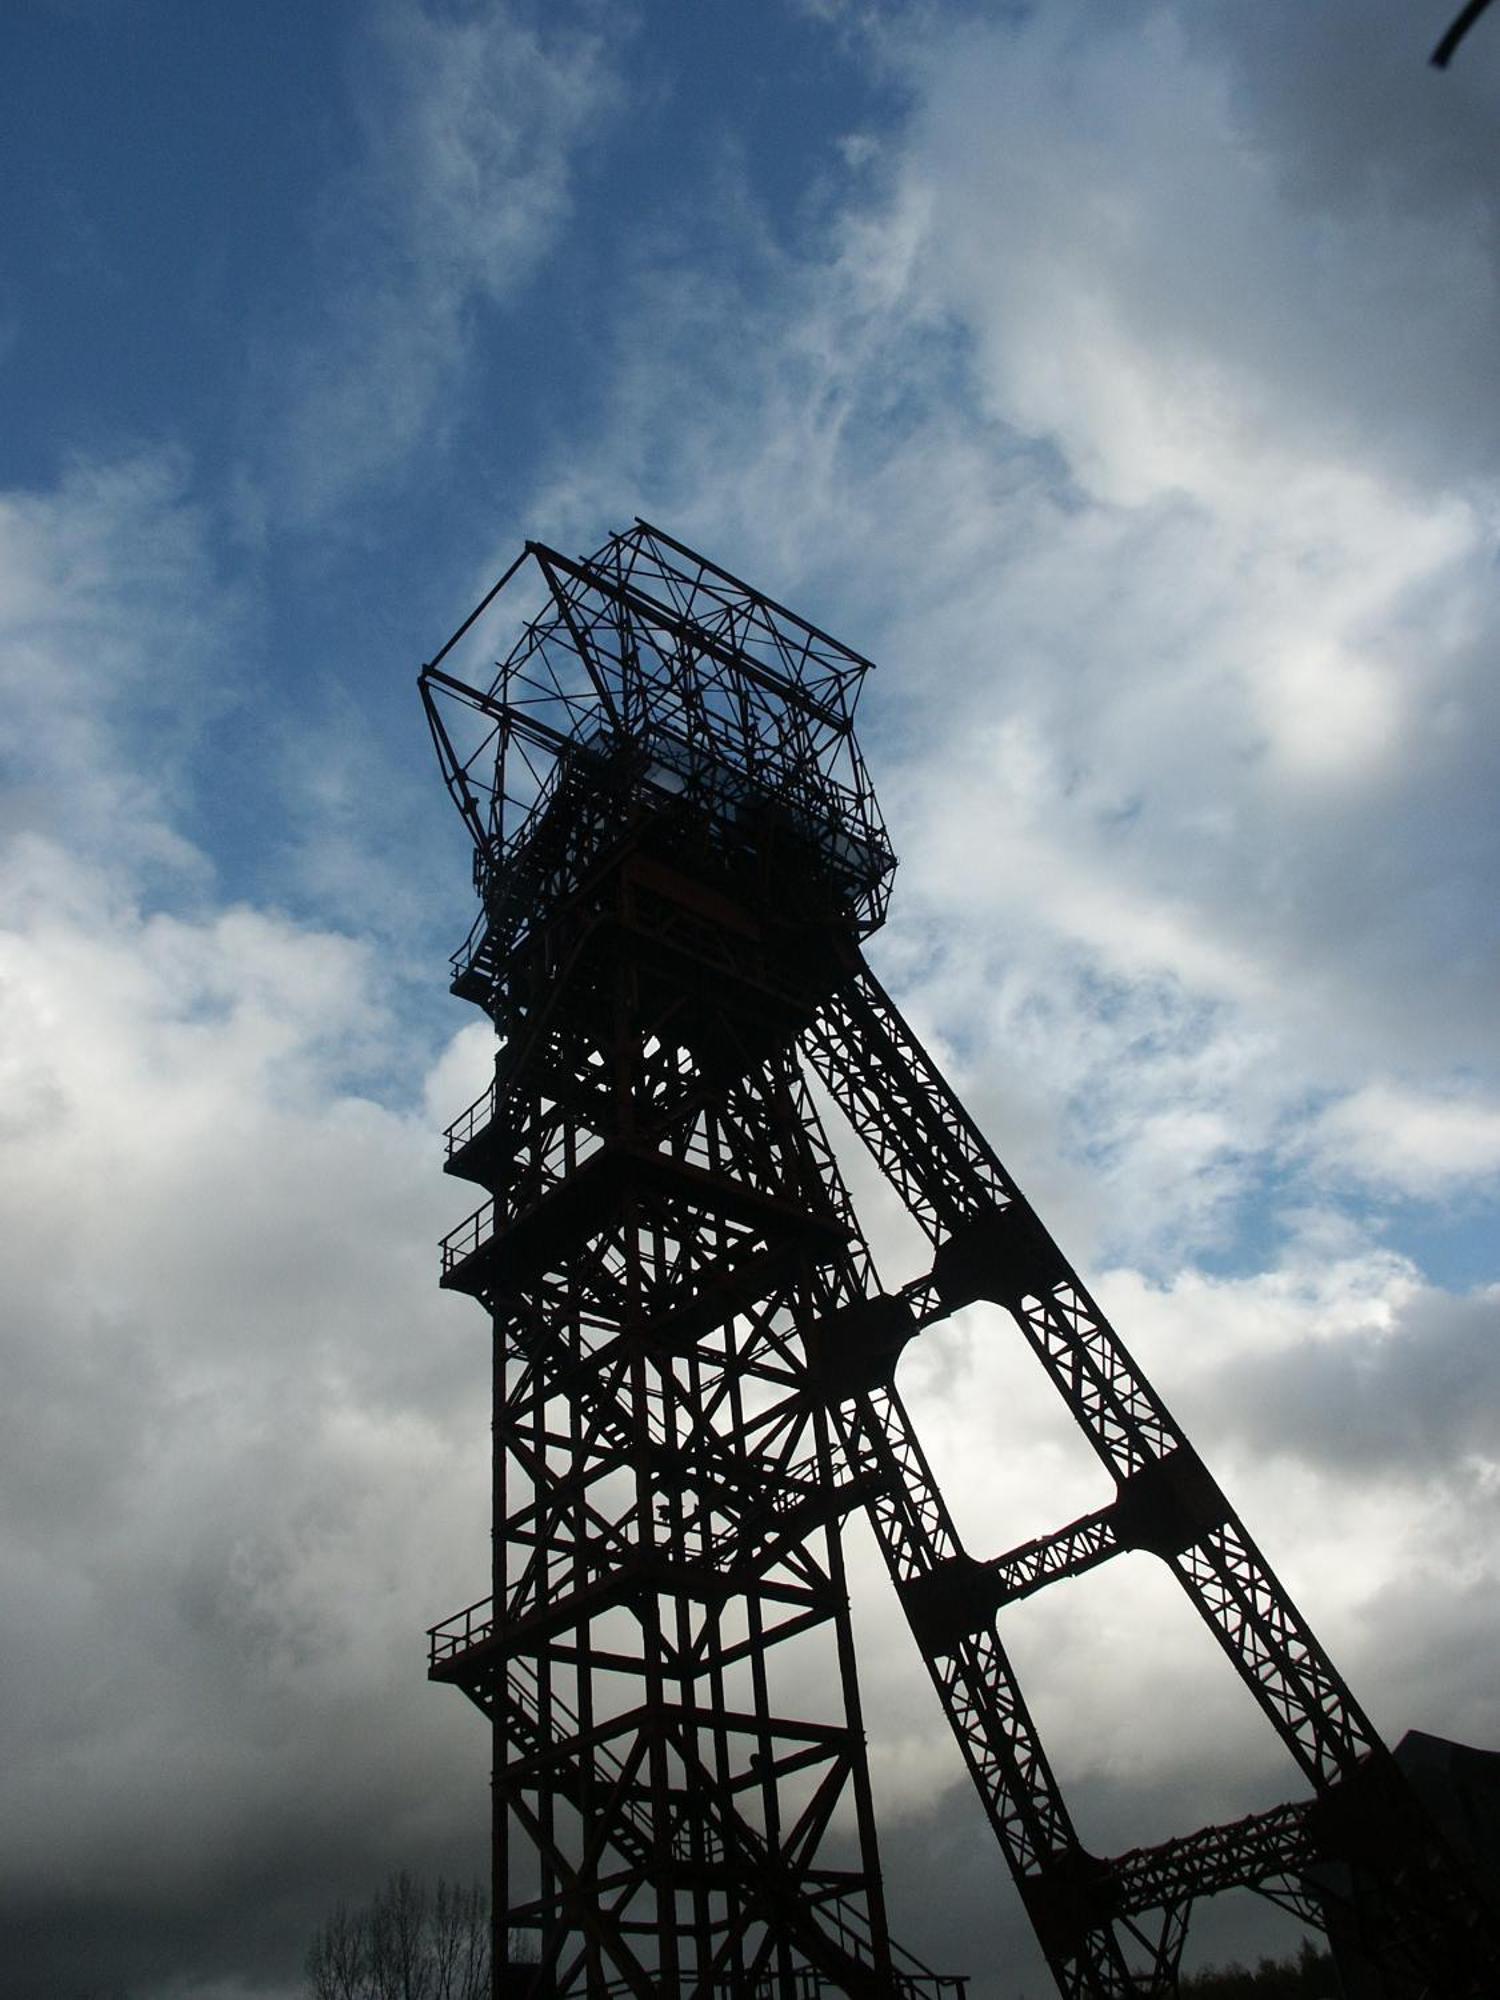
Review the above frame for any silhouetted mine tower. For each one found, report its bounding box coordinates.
[420,524,1498,1998]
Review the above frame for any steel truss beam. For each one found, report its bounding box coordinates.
[801,963,1500,1993]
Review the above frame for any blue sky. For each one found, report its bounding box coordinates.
[4,3,1500,1996]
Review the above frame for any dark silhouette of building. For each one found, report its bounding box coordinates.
[419,524,1499,1998]
[1316,1731,1500,1997]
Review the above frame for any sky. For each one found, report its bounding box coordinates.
[3,1,1499,1995]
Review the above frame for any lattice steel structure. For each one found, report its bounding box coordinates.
[420,524,1500,1999]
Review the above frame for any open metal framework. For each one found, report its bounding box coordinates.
[420,523,1499,1998]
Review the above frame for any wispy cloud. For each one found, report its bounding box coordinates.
[0,451,233,879]
[248,0,621,525]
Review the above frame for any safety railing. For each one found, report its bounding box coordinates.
[441,1102,759,1279]
[568,1975,963,2000]
[445,1081,495,1160]
[439,1199,495,1277]
[427,1594,495,1669]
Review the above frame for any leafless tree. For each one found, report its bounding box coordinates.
[304,1873,489,2000]
[430,1878,489,2000]
[369,1872,432,2000]
[306,1900,368,2000]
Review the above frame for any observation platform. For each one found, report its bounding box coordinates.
[438,1136,850,1303]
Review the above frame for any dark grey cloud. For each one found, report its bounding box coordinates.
[1212,1281,1500,1478]
[1180,0,1500,481]
[0,842,497,2000]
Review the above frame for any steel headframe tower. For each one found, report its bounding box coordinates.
[420,524,1499,2000]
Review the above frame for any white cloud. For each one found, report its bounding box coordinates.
[1304,1080,1500,1196]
